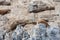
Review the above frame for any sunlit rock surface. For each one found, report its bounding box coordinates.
[28,0,55,13]
[0,23,60,40]
[11,23,60,40]
[0,0,60,40]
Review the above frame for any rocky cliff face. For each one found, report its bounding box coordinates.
[0,0,60,40]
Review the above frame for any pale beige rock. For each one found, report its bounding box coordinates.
[24,24,35,35]
[3,18,36,32]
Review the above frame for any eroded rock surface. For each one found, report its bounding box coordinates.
[0,0,60,40]
[28,0,55,13]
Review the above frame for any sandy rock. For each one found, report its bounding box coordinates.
[28,0,55,13]
[3,18,35,32]
[0,0,59,40]
[24,24,35,36]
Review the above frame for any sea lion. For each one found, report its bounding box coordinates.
[0,9,10,15]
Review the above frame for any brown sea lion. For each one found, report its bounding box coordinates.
[0,9,10,15]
